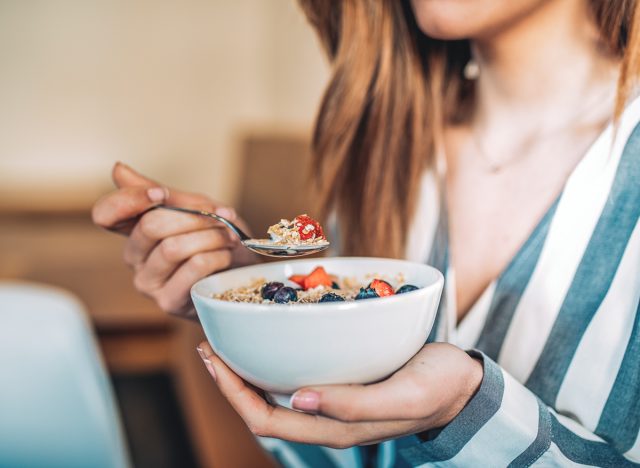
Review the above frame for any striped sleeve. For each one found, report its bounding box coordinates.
[399,351,640,467]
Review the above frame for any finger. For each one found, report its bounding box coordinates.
[123,208,235,267]
[112,162,237,220]
[197,344,354,446]
[291,372,431,422]
[197,343,421,448]
[135,229,235,288]
[198,341,268,407]
[152,249,233,313]
[165,195,237,221]
[92,186,168,234]
[112,162,158,189]
[196,342,265,395]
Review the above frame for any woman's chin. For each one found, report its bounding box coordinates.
[412,15,485,41]
[409,0,485,39]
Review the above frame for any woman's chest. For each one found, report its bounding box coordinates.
[446,157,577,322]
[442,124,607,321]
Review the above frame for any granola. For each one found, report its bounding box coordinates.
[267,214,327,245]
[212,266,419,305]
[213,278,361,304]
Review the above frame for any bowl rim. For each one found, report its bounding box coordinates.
[190,256,444,316]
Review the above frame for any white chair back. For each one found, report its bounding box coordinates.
[0,282,130,468]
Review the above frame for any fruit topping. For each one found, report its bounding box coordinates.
[294,214,325,241]
[267,214,327,245]
[288,275,307,288]
[216,267,422,304]
[396,284,419,294]
[261,281,284,300]
[355,287,379,300]
[319,292,345,302]
[303,266,333,290]
[273,286,298,304]
[369,279,395,297]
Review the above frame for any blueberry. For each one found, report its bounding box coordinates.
[273,286,298,304]
[396,284,419,294]
[355,287,379,300]
[319,292,345,303]
[261,281,284,300]
[331,281,340,290]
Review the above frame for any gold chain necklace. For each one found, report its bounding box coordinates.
[471,130,534,173]
[470,86,615,174]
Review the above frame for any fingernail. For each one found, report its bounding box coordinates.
[196,346,206,359]
[215,207,235,220]
[203,358,217,381]
[290,390,320,412]
[147,187,167,202]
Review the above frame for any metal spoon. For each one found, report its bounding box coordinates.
[108,204,329,258]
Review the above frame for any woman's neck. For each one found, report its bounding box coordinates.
[472,0,620,133]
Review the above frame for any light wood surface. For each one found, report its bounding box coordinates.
[0,213,168,331]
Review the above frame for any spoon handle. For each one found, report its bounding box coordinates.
[156,205,251,241]
[105,204,251,241]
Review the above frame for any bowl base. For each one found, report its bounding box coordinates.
[266,391,293,408]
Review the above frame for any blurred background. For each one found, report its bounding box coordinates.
[0,1,328,467]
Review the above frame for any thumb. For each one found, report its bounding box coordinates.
[290,374,419,422]
[112,162,158,189]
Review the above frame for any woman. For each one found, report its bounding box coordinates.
[93,0,640,466]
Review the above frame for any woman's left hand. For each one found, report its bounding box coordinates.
[196,342,483,448]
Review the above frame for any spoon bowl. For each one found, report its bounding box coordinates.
[242,239,329,257]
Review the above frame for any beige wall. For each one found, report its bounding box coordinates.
[0,0,328,209]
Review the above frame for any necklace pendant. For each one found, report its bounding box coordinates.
[488,163,502,174]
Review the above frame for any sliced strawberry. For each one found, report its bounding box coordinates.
[370,279,394,297]
[288,274,307,288]
[303,266,333,290]
[294,214,325,241]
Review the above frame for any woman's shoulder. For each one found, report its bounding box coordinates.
[585,93,640,183]
[614,93,640,151]
[603,95,640,201]
[600,94,640,238]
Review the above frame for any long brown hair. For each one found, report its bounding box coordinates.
[298,0,640,258]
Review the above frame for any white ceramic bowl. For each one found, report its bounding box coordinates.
[191,257,443,403]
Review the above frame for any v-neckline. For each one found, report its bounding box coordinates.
[440,117,613,330]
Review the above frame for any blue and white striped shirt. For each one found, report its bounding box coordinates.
[263,95,640,467]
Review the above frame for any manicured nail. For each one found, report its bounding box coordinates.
[203,358,217,381]
[196,346,206,359]
[147,187,168,202]
[215,207,235,220]
[290,390,320,412]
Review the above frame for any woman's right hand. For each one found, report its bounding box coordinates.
[92,162,258,320]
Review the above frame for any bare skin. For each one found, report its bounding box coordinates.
[440,0,620,320]
[92,0,622,448]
